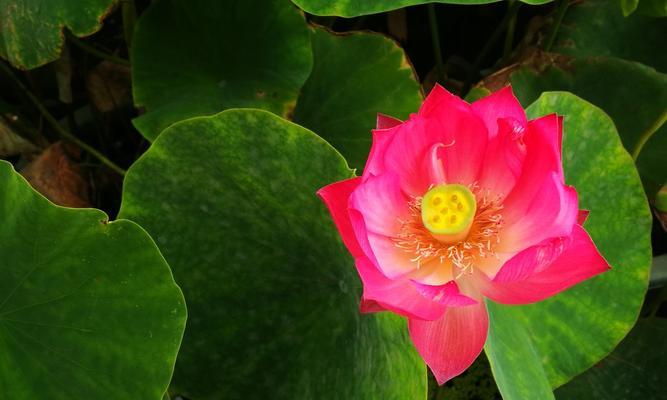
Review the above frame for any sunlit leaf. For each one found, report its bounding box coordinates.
[556,318,667,399]
[293,28,422,171]
[0,0,115,69]
[509,56,667,197]
[552,0,667,71]
[291,0,552,17]
[131,0,313,140]
[120,109,427,400]
[0,160,187,399]
[485,92,651,399]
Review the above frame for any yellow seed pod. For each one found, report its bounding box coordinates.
[421,184,477,243]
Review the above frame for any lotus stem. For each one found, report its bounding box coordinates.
[544,0,571,52]
[121,0,138,51]
[66,31,131,67]
[502,0,520,64]
[427,4,446,83]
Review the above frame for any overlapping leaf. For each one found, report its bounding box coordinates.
[485,93,651,399]
[0,160,187,399]
[0,0,115,69]
[291,0,552,17]
[119,109,427,400]
[508,56,667,196]
[293,28,422,171]
[131,0,313,140]
[552,0,667,72]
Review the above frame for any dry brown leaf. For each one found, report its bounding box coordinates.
[86,60,132,113]
[0,118,39,157]
[21,142,91,208]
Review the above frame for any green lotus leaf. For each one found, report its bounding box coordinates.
[0,160,187,399]
[0,0,116,69]
[636,0,667,17]
[290,0,552,17]
[131,0,313,140]
[509,56,667,197]
[119,109,427,400]
[552,0,667,72]
[485,92,651,399]
[293,27,422,171]
[555,318,667,399]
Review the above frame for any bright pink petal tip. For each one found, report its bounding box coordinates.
[528,113,564,179]
[419,84,469,117]
[349,172,407,236]
[317,178,363,257]
[363,127,397,180]
[501,171,579,252]
[411,281,478,307]
[485,225,610,305]
[409,301,489,385]
[471,85,527,139]
[577,209,590,225]
[376,113,403,130]
[356,257,447,320]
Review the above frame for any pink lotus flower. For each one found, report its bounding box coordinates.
[318,85,610,384]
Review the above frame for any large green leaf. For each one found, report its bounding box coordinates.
[119,109,426,400]
[508,57,667,197]
[555,318,667,399]
[636,0,667,17]
[0,160,186,399]
[291,0,552,17]
[552,0,667,72]
[0,0,115,69]
[131,0,313,140]
[485,93,651,399]
[293,28,422,171]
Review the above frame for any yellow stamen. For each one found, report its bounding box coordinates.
[393,184,503,276]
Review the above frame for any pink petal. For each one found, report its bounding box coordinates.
[470,86,527,139]
[411,259,456,286]
[577,209,590,225]
[348,209,381,265]
[477,117,527,198]
[483,225,610,304]
[380,85,490,196]
[381,117,436,196]
[409,301,489,385]
[365,231,418,279]
[359,298,385,313]
[356,257,447,320]
[528,114,564,180]
[502,114,564,214]
[317,178,364,258]
[417,85,489,185]
[420,84,470,116]
[424,142,447,185]
[344,185,414,280]
[499,114,575,251]
[349,172,408,236]
[411,281,478,307]
[376,113,403,130]
[500,171,579,252]
[363,127,398,181]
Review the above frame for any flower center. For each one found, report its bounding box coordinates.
[421,184,477,244]
[393,184,503,277]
